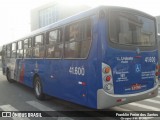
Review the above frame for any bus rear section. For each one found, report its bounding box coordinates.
[97,8,158,109]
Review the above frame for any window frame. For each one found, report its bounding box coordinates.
[11,42,17,58]
[16,40,24,58]
[6,44,11,58]
[109,10,156,47]
[46,28,63,59]
[24,38,33,58]
[47,29,62,44]
[24,39,29,49]
[32,34,45,58]
[64,18,92,59]
[28,38,32,48]
[34,34,44,47]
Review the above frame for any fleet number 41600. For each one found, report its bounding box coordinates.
[69,66,85,76]
[145,57,155,63]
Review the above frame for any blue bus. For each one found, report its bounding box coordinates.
[157,34,160,83]
[1,6,158,109]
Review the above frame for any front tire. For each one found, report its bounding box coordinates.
[34,77,45,100]
[6,69,14,83]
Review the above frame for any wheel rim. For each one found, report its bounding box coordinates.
[35,80,41,96]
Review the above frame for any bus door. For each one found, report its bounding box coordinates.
[16,41,24,83]
[23,38,33,86]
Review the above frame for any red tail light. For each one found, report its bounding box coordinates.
[156,64,160,76]
[156,72,160,76]
[156,65,159,70]
[106,76,111,81]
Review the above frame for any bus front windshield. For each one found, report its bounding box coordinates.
[109,11,156,46]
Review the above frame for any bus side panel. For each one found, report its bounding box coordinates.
[13,14,102,109]
[158,35,160,83]
[43,59,64,97]
[86,16,103,109]
[15,59,25,83]
[62,60,88,105]
[15,59,33,87]
[42,59,89,106]
[16,59,46,88]
[23,59,35,87]
[42,15,101,109]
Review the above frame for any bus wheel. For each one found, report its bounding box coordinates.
[34,77,45,100]
[6,70,14,83]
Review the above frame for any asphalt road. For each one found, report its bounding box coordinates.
[0,71,160,120]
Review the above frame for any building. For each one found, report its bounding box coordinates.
[30,2,90,31]
[156,16,160,34]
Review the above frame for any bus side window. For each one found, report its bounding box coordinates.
[23,39,28,58]
[46,29,63,58]
[11,43,17,58]
[64,18,92,58]
[26,38,32,58]
[6,44,11,58]
[17,41,23,58]
[64,22,81,58]
[33,34,45,58]
[28,38,32,48]
[80,19,92,58]
[2,46,6,62]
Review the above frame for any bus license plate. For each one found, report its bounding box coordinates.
[131,84,141,90]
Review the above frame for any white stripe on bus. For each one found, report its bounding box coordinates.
[0,104,30,120]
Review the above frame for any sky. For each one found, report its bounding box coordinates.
[0,0,160,45]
